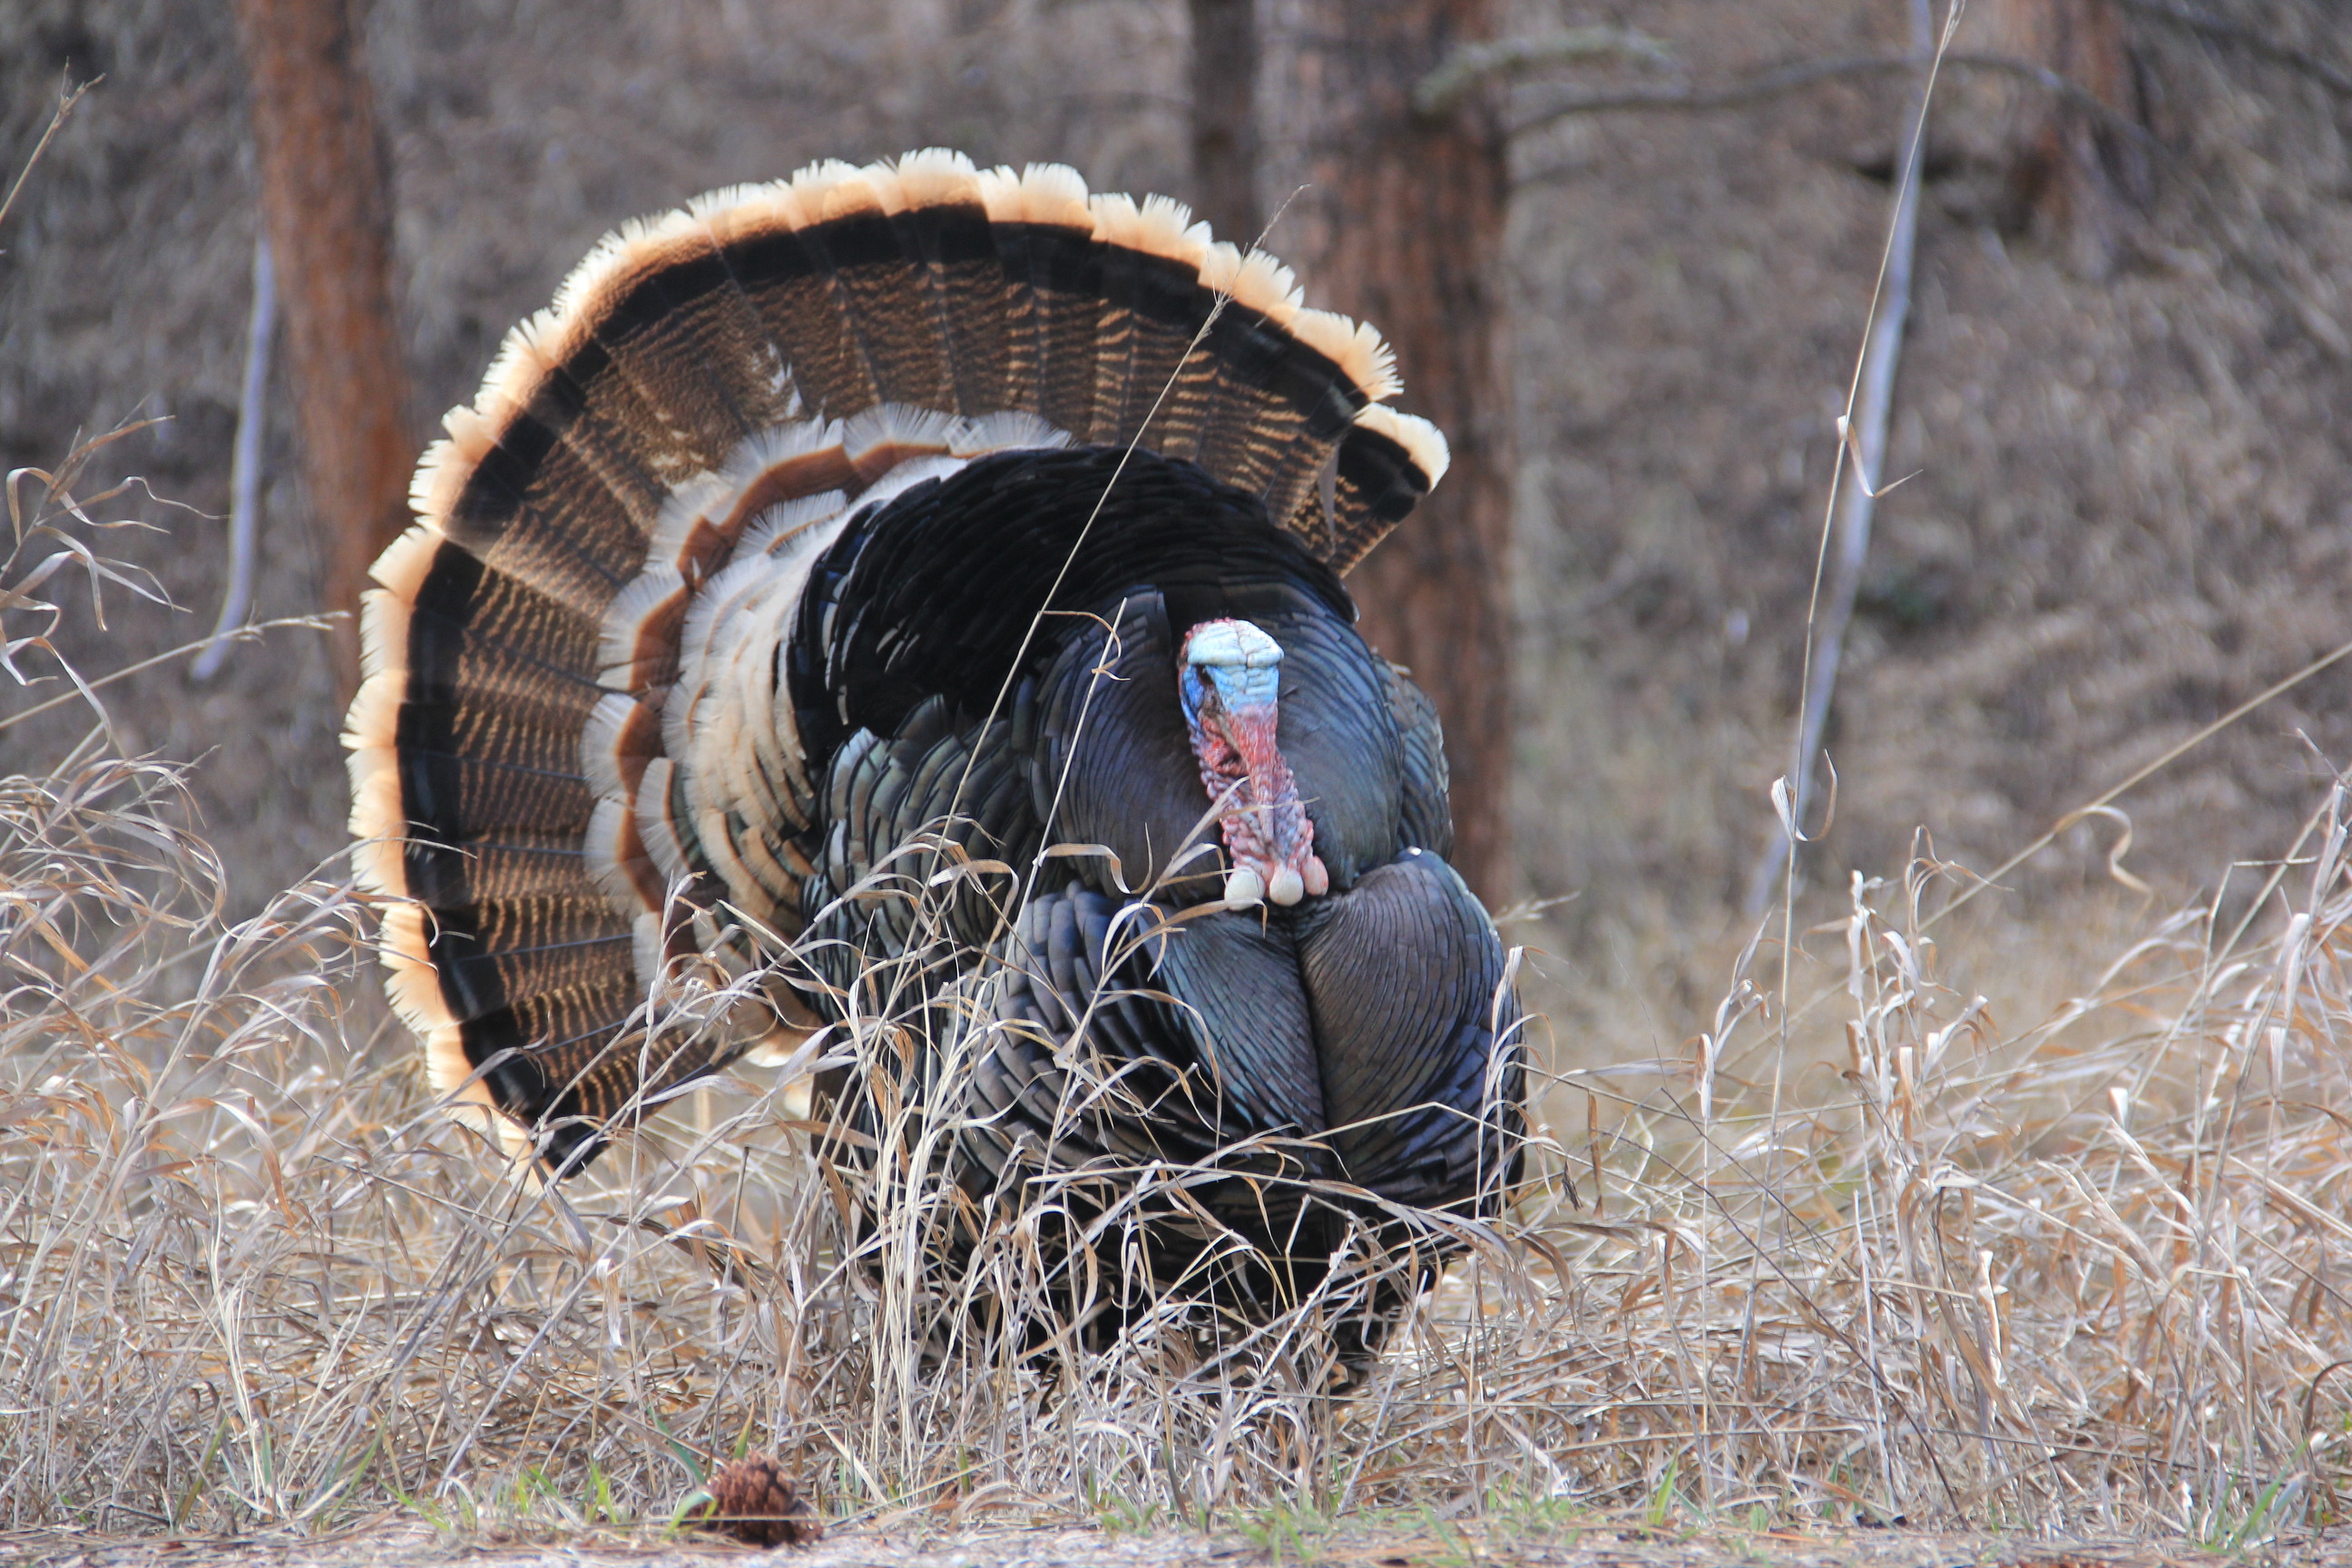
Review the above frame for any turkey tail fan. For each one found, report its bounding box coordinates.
[346,148,1450,1170]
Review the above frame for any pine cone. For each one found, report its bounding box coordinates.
[702,1453,822,1548]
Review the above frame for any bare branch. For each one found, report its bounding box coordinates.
[0,615,336,738]
[193,236,276,682]
[1512,50,2155,148]
[1413,26,1675,121]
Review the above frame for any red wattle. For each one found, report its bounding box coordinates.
[1197,700,1318,900]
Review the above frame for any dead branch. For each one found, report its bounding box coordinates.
[1413,26,1675,121]
[193,235,275,683]
[1511,49,2156,148]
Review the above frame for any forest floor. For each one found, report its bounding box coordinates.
[0,1522,2307,1568]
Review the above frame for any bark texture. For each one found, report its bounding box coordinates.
[230,0,414,698]
[1266,0,1514,905]
[1190,0,1264,241]
[1972,0,2146,272]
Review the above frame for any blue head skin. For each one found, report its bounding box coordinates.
[1176,619,1328,909]
[1178,619,1284,726]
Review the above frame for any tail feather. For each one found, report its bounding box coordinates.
[1328,406,1452,574]
[568,211,796,456]
[1079,200,1149,447]
[798,166,964,411]
[1024,225,1112,439]
[422,407,651,616]
[399,831,593,906]
[1120,234,1242,461]
[1187,245,1306,485]
[975,162,1095,428]
[402,554,605,718]
[1194,308,1321,501]
[706,178,887,420]
[1112,253,1210,448]
[1082,191,1203,446]
[886,160,1014,414]
[428,895,637,1025]
[392,750,595,839]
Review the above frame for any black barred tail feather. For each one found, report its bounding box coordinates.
[347,149,1514,1355]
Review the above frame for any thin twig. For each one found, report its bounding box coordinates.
[193,236,276,682]
[0,76,94,241]
[0,614,333,737]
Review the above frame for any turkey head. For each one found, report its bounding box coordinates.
[1177,617,1328,910]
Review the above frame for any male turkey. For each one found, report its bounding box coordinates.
[346,150,1524,1365]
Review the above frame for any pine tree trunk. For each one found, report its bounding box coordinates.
[1266,0,1514,905]
[1190,0,1263,241]
[230,0,414,699]
[1970,0,2143,273]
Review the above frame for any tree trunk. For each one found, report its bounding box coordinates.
[1190,0,1263,242]
[230,0,414,700]
[1265,0,1514,906]
[1970,0,2144,273]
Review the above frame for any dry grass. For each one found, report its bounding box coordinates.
[5,451,2352,1553]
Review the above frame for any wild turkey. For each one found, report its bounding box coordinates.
[345,150,1524,1364]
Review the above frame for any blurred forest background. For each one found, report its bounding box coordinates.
[7,0,2352,1053]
